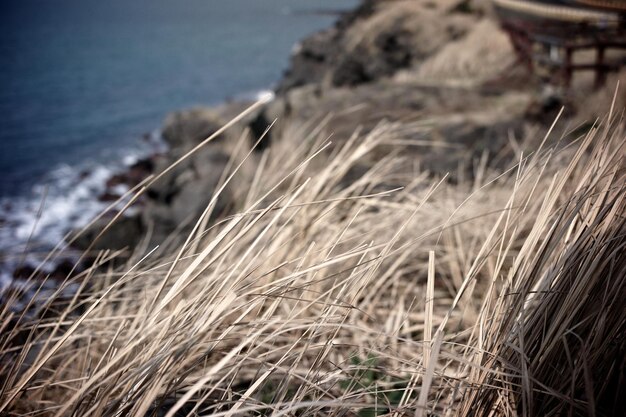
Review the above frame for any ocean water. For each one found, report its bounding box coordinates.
[0,0,356,282]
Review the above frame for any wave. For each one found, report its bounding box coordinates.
[0,130,165,287]
[234,89,275,103]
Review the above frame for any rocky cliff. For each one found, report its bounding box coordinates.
[80,0,625,253]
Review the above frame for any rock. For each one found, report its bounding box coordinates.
[278,29,340,92]
[11,259,78,282]
[71,215,143,252]
[104,157,155,191]
[100,156,156,203]
[141,148,232,244]
[278,0,477,91]
[331,26,415,87]
[276,0,380,91]
[72,0,566,255]
[49,259,77,280]
[248,107,273,148]
[98,191,121,203]
[12,265,42,280]
[127,157,155,185]
[105,174,126,189]
[246,92,304,144]
[78,169,91,181]
[161,108,226,149]
[169,149,231,226]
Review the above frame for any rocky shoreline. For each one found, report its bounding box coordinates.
[8,0,626,280]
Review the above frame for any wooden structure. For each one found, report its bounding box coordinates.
[493,0,626,88]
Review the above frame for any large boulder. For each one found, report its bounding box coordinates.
[142,147,232,244]
[72,148,234,254]
[161,108,226,149]
[71,214,143,252]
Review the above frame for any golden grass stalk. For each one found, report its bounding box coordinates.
[0,103,624,417]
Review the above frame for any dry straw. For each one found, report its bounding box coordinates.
[1,97,624,416]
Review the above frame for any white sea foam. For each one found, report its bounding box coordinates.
[291,42,303,55]
[235,89,275,103]
[0,271,11,293]
[1,164,112,250]
[0,134,165,286]
[257,90,276,102]
[0,159,131,306]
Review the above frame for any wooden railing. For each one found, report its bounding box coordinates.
[494,0,626,88]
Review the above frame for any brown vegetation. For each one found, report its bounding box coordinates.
[2,1,625,415]
[1,95,624,415]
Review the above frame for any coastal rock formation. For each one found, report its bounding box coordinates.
[74,108,234,251]
[77,0,618,255]
[142,146,232,244]
[161,108,226,149]
[72,214,143,252]
[278,0,486,91]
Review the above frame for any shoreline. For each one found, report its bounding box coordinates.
[2,0,623,289]
[0,96,251,285]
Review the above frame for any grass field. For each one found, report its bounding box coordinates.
[1,97,624,416]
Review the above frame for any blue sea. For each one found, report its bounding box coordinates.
[0,0,356,282]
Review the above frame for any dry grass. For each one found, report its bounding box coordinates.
[399,19,515,86]
[0,98,624,416]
